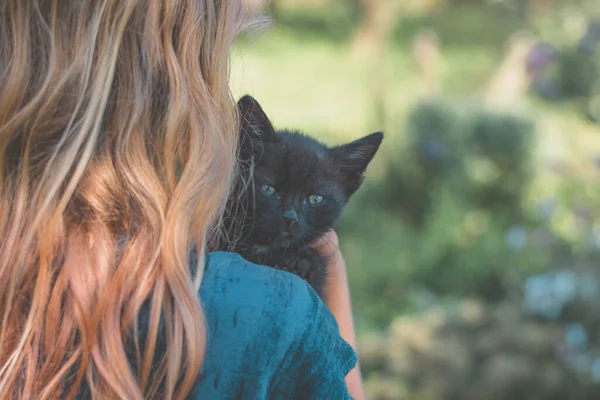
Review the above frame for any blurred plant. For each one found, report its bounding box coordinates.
[340,101,544,324]
[522,268,600,392]
[523,270,599,320]
[360,296,600,399]
[467,111,535,219]
[376,102,464,226]
[558,48,598,99]
[550,172,600,258]
[379,101,535,226]
[268,0,361,42]
[341,97,600,329]
[529,19,600,122]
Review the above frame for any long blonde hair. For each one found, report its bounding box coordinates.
[0,0,260,398]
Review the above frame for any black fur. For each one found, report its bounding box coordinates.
[219,95,383,300]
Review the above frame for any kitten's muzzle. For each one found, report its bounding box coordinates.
[281,208,299,232]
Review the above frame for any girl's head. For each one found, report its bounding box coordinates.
[0,0,262,398]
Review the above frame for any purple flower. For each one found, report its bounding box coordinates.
[527,42,556,73]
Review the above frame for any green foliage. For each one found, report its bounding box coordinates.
[557,49,598,99]
[375,102,465,226]
[531,35,600,122]
[392,5,524,48]
[339,102,546,328]
[378,102,535,226]
[271,0,361,43]
[467,112,535,219]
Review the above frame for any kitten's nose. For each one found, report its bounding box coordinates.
[281,208,298,230]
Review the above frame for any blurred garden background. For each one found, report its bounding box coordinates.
[232,0,600,398]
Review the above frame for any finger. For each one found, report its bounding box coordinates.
[310,230,339,254]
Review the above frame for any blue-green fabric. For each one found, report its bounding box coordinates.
[187,251,357,399]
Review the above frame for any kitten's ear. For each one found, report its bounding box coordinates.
[330,132,384,196]
[237,95,276,142]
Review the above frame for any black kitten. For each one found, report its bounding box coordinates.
[219,95,383,300]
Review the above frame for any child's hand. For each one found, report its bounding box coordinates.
[310,230,340,259]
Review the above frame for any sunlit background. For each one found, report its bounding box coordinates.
[233,0,600,398]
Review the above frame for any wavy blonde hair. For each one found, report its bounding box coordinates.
[0,0,261,398]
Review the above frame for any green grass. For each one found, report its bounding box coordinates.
[231,26,502,141]
[232,27,374,141]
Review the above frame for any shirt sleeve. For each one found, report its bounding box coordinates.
[269,281,358,400]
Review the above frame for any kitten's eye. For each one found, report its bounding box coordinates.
[260,184,277,196]
[308,194,324,206]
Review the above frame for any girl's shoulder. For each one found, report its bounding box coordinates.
[189,251,356,399]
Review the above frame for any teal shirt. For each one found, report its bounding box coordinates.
[188,251,357,399]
